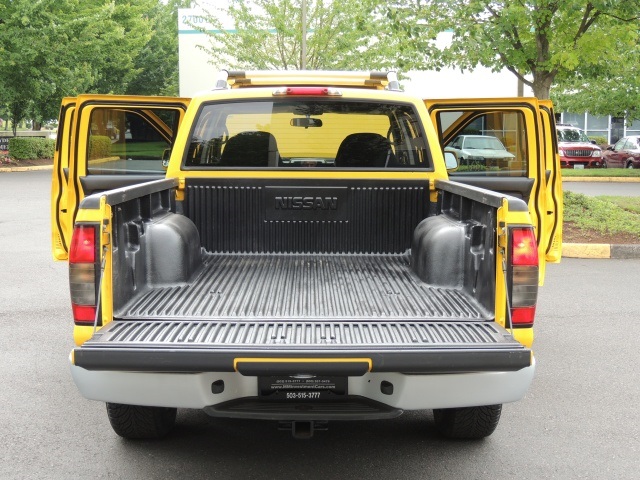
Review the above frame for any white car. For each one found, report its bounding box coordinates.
[445,135,515,167]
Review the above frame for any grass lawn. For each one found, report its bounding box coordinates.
[561,168,640,178]
[110,142,167,159]
[564,191,640,239]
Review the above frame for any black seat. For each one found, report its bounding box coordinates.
[220,131,278,167]
[335,133,393,168]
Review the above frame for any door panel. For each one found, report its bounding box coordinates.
[51,98,76,260]
[53,95,190,260]
[425,98,560,280]
[538,100,563,263]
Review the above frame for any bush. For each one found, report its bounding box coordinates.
[88,135,112,159]
[588,135,608,146]
[8,137,55,160]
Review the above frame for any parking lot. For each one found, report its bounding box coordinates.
[1,170,639,479]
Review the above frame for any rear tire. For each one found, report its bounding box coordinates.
[106,402,177,439]
[433,404,502,439]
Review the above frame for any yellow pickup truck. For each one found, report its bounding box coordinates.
[51,71,562,440]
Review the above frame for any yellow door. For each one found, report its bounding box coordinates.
[424,98,562,282]
[538,100,563,263]
[51,95,190,260]
[51,98,77,260]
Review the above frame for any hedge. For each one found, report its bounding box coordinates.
[8,137,55,160]
[588,135,608,147]
[88,135,112,159]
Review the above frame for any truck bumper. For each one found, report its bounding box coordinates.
[70,356,535,413]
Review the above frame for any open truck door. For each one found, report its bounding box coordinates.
[51,97,76,260]
[51,95,190,260]
[424,98,563,282]
[538,100,563,263]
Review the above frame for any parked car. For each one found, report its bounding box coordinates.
[602,136,640,169]
[444,134,515,169]
[556,124,603,168]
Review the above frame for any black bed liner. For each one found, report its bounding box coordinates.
[119,252,490,321]
[74,253,531,374]
[74,318,530,373]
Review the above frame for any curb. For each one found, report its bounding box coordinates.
[0,164,53,172]
[562,243,640,259]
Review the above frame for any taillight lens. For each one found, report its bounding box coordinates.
[69,225,95,263]
[509,227,539,327]
[69,224,99,325]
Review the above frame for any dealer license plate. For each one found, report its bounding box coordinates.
[258,376,347,401]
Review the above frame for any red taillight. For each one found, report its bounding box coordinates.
[509,227,539,327]
[69,224,99,325]
[69,225,96,263]
[511,305,536,324]
[511,228,538,266]
[72,304,97,323]
[272,86,342,96]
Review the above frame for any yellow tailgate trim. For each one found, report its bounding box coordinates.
[233,357,373,372]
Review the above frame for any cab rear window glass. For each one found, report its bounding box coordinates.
[184,100,431,169]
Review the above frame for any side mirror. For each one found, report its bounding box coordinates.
[444,151,459,170]
[606,146,614,151]
[162,148,171,169]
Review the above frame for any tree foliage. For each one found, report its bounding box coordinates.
[0,0,181,131]
[552,31,640,121]
[126,0,189,96]
[197,0,396,71]
[387,1,640,101]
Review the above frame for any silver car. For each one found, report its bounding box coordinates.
[445,135,515,169]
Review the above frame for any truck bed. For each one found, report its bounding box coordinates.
[75,180,529,376]
[119,252,491,321]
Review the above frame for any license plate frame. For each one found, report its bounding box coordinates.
[258,376,348,401]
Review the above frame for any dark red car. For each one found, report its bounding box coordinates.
[603,136,640,169]
[556,124,603,168]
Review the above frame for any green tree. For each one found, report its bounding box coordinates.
[552,33,640,121]
[126,0,191,96]
[197,0,395,71]
[387,1,640,100]
[0,0,156,130]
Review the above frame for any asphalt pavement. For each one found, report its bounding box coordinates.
[1,170,640,479]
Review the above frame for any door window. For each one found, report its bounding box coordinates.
[614,138,627,151]
[87,108,181,175]
[438,110,528,176]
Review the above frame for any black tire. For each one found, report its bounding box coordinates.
[106,402,177,439]
[627,160,635,169]
[433,404,502,439]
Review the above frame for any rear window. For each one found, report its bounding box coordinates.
[183,100,431,169]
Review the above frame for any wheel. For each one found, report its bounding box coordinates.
[626,160,635,169]
[433,404,502,439]
[106,402,177,439]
